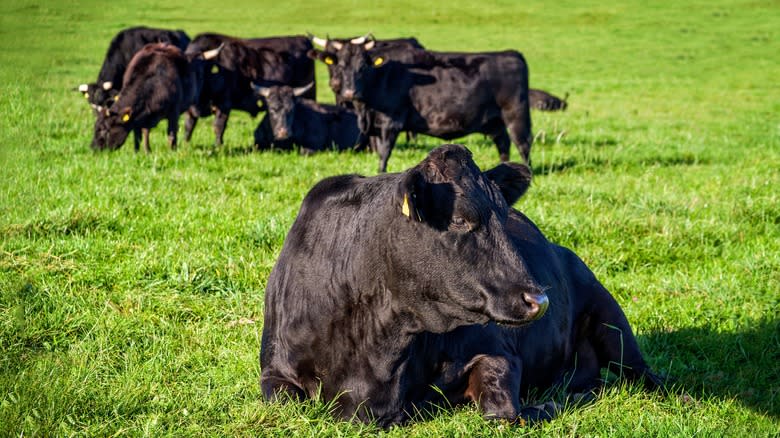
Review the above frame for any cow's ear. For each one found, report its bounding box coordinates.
[119,106,132,123]
[307,49,336,65]
[484,162,532,206]
[396,168,424,222]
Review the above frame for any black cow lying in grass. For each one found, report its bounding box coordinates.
[260,144,662,428]
[529,88,569,111]
[252,83,363,153]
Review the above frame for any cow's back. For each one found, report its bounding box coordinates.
[98,27,190,86]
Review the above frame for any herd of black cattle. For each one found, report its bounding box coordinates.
[76,26,568,172]
[76,26,667,427]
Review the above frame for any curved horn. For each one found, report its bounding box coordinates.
[331,41,343,50]
[350,33,374,44]
[202,43,224,60]
[311,35,328,48]
[77,84,89,92]
[363,40,375,50]
[252,83,272,98]
[102,81,113,90]
[292,82,314,97]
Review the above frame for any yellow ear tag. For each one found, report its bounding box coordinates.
[324,56,334,65]
[402,194,411,218]
[373,57,384,67]
[121,114,130,123]
[84,93,89,99]
[114,95,119,101]
[211,65,220,74]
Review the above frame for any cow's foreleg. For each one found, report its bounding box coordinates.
[376,125,400,173]
[167,115,178,150]
[487,125,512,163]
[133,128,142,152]
[142,128,151,153]
[463,355,521,420]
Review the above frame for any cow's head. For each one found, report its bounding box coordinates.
[252,82,314,140]
[386,144,546,332]
[74,81,119,111]
[308,37,382,102]
[91,106,132,150]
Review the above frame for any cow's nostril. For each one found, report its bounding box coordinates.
[523,292,549,319]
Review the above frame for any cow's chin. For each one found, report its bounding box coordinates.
[494,318,537,328]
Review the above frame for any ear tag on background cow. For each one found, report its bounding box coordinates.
[114,95,119,101]
[211,65,219,74]
[324,56,334,65]
[373,57,384,67]
[121,114,130,123]
[402,194,411,218]
[84,93,89,99]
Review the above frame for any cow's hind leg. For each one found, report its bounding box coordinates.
[213,108,229,146]
[502,103,533,164]
[184,110,198,142]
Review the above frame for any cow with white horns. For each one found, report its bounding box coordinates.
[252,82,364,153]
[309,36,533,172]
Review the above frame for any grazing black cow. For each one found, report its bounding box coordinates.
[310,40,533,173]
[75,26,190,111]
[183,33,315,146]
[252,83,363,153]
[260,144,661,428]
[91,43,219,152]
[529,89,569,111]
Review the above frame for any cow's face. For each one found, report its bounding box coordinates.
[91,107,131,150]
[75,82,119,111]
[254,83,313,140]
[309,41,382,102]
[389,144,547,332]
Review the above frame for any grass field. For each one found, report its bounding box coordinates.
[1,0,779,435]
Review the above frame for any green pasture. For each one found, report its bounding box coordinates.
[1,0,778,435]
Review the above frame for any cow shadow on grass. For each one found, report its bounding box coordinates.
[640,317,779,418]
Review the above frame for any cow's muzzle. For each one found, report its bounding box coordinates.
[522,291,549,321]
[274,128,290,140]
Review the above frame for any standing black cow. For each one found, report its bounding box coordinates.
[183,33,315,146]
[310,34,424,151]
[310,40,532,172]
[91,43,219,152]
[252,83,363,153]
[529,89,569,111]
[261,144,661,427]
[75,26,190,111]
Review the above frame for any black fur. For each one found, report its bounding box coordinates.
[310,43,532,172]
[260,144,661,428]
